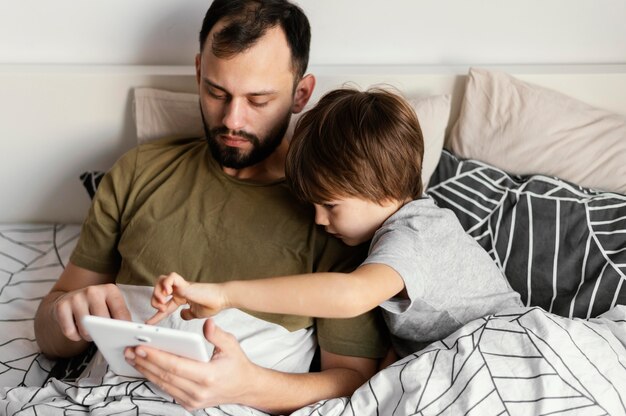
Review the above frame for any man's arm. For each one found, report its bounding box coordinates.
[35,261,129,358]
[246,349,377,413]
[126,318,377,414]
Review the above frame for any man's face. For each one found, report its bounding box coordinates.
[201,106,291,170]
[196,25,298,170]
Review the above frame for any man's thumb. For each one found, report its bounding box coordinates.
[203,318,234,352]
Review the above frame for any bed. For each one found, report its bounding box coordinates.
[1,64,626,415]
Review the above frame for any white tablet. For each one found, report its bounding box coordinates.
[82,315,210,378]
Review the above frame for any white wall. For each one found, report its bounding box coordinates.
[0,0,625,66]
[1,1,625,223]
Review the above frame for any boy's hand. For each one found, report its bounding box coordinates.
[146,272,229,325]
[147,272,190,324]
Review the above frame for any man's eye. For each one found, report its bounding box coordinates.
[249,100,269,108]
[322,203,336,209]
[208,89,227,100]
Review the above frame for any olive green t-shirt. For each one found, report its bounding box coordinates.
[71,137,387,358]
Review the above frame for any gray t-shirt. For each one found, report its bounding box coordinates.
[362,197,522,357]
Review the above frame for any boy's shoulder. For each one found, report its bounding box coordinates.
[396,196,448,219]
[384,196,463,234]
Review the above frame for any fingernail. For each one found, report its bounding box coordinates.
[125,350,136,360]
[136,348,147,358]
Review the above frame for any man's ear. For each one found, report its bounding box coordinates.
[195,53,202,86]
[292,74,316,114]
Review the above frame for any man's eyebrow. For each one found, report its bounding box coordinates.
[203,79,228,93]
[203,78,277,97]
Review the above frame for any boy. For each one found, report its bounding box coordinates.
[147,88,522,360]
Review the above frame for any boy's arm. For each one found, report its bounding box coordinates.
[224,263,405,318]
[148,264,404,324]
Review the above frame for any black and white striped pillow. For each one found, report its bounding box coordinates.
[79,171,105,199]
[427,150,626,319]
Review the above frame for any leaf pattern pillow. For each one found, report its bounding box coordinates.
[427,150,626,318]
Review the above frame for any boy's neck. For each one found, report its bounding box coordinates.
[384,197,412,219]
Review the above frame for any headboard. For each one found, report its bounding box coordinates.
[1,64,625,223]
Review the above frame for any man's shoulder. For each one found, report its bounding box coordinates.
[136,136,205,156]
[129,136,206,169]
[103,136,207,193]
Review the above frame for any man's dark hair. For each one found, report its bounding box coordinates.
[199,0,310,79]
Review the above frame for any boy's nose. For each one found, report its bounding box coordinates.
[314,205,329,226]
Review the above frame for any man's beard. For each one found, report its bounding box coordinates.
[200,103,291,169]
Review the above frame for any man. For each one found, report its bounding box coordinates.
[34,0,387,413]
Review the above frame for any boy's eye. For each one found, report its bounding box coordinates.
[322,203,336,209]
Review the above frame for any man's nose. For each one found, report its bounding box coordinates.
[222,99,246,131]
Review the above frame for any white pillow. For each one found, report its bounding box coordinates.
[133,88,451,189]
[134,88,204,144]
[409,95,451,188]
[448,67,626,194]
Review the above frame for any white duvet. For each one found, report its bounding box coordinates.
[2,224,626,415]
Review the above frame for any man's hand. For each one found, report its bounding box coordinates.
[35,262,124,358]
[125,317,379,414]
[147,272,228,325]
[53,283,131,342]
[124,318,256,411]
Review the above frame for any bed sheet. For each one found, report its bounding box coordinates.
[2,224,626,415]
[0,224,80,389]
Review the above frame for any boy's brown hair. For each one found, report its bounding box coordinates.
[286,87,425,204]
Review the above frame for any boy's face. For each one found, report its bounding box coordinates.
[313,197,403,246]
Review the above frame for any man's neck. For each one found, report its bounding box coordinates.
[221,139,289,183]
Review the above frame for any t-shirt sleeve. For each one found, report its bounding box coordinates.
[313,236,390,358]
[361,227,425,315]
[363,203,517,318]
[70,149,138,274]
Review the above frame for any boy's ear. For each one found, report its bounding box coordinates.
[292,74,316,114]
[195,53,202,85]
